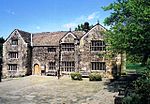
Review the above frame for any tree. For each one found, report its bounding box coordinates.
[103,0,150,65]
[0,37,5,82]
[75,22,93,32]
[0,37,5,57]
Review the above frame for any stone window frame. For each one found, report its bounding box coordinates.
[11,39,18,45]
[9,52,18,59]
[91,62,106,70]
[61,61,75,72]
[61,43,75,51]
[49,62,56,70]
[90,40,105,51]
[8,64,17,71]
[48,47,56,52]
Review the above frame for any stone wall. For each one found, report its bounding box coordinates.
[79,25,107,73]
[32,46,59,74]
[3,30,31,77]
[60,33,79,73]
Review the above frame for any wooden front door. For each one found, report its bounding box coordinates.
[34,64,41,75]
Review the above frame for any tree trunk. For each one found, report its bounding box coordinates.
[141,53,149,66]
[121,52,126,74]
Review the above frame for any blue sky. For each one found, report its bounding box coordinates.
[0,0,114,38]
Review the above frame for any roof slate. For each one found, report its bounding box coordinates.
[17,29,31,44]
[32,31,85,46]
[32,31,67,46]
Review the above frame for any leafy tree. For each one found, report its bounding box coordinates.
[75,22,93,32]
[103,0,150,65]
[0,37,5,57]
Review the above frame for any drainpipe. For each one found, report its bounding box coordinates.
[31,33,33,46]
[30,33,33,75]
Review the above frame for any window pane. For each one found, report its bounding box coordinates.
[49,62,56,70]
[61,43,74,51]
[91,40,105,51]
[91,62,105,70]
[8,64,17,71]
[12,40,18,45]
[9,52,18,58]
[48,47,56,52]
[61,61,75,72]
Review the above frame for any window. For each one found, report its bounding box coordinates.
[11,40,18,45]
[49,62,56,70]
[8,64,17,71]
[91,40,105,51]
[48,47,56,52]
[61,43,74,51]
[9,52,18,58]
[61,61,75,72]
[91,62,105,70]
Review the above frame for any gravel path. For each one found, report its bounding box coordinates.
[0,75,118,104]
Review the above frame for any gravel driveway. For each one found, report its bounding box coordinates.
[0,75,117,104]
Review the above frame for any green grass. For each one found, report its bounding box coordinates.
[126,63,146,72]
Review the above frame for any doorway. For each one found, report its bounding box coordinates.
[34,64,41,75]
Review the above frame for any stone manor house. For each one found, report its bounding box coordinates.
[2,23,121,77]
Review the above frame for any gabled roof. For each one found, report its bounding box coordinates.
[32,31,85,46]
[80,23,106,40]
[5,23,106,46]
[17,29,31,44]
[32,31,67,46]
[4,29,31,45]
[72,31,86,39]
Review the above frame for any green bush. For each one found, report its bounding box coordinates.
[70,72,82,80]
[123,68,150,104]
[89,73,102,81]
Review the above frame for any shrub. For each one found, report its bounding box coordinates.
[89,73,102,81]
[123,68,150,104]
[70,72,82,80]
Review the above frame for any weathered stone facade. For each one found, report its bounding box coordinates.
[3,29,32,77]
[3,23,120,77]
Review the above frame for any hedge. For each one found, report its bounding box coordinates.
[70,72,82,80]
[89,73,102,81]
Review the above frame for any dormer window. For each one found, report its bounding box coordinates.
[11,39,18,45]
[61,43,74,51]
[90,40,105,51]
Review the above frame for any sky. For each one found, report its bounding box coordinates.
[0,0,115,38]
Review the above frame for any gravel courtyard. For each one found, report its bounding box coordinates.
[0,75,117,104]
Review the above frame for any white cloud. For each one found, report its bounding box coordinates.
[87,12,99,20]
[63,23,77,29]
[62,11,100,30]
[6,9,15,15]
[36,26,41,30]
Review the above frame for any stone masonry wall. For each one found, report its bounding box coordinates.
[79,25,107,73]
[3,31,31,77]
[32,46,59,74]
[60,33,79,73]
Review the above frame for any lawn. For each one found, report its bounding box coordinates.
[126,63,146,72]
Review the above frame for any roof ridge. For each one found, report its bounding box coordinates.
[33,31,68,34]
[16,29,31,34]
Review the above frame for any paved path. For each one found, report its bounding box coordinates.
[0,75,117,104]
